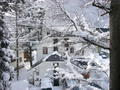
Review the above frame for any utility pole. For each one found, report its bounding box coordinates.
[15,2,19,80]
[28,28,33,67]
[29,43,32,67]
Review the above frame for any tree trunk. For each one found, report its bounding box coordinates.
[110,0,120,90]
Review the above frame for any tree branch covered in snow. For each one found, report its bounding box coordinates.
[49,0,110,50]
[92,0,111,16]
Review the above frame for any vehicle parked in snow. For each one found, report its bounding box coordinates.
[40,77,53,90]
[71,57,89,69]
[63,79,80,90]
[99,51,109,59]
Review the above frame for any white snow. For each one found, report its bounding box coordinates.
[10,80,29,90]
[6,0,110,90]
[2,72,10,81]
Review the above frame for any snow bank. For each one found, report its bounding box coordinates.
[11,80,29,90]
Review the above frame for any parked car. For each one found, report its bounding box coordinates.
[41,77,53,90]
[71,86,80,90]
[63,79,80,90]
[71,58,88,69]
[99,51,109,59]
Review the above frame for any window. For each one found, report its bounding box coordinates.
[66,47,69,51]
[64,43,69,47]
[47,31,50,35]
[70,47,74,53]
[19,57,22,62]
[36,72,39,75]
[28,27,32,31]
[53,47,58,51]
[53,63,59,68]
[53,38,58,44]
[64,38,69,41]
[43,47,48,54]
[35,78,39,81]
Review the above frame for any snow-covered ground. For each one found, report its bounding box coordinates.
[11,80,63,90]
[10,80,29,90]
[10,52,109,90]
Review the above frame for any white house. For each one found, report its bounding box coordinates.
[36,29,84,61]
[36,30,99,62]
[28,51,68,86]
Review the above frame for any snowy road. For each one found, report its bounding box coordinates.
[53,86,63,90]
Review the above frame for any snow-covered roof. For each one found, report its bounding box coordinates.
[30,51,65,70]
[43,51,65,62]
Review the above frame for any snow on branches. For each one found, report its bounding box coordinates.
[92,0,111,16]
[47,0,110,50]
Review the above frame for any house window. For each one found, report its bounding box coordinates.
[64,38,69,41]
[28,27,32,31]
[53,47,58,51]
[70,47,74,53]
[64,43,69,47]
[43,47,48,54]
[81,50,84,55]
[47,31,50,35]
[36,72,39,75]
[35,78,39,81]
[53,38,58,44]
[19,57,22,62]
[53,63,59,68]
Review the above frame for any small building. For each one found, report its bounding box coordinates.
[28,52,67,86]
[36,29,83,61]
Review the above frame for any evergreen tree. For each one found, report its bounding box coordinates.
[0,1,14,90]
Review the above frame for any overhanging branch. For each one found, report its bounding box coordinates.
[83,37,110,50]
[92,0,111,15]
[53,0,110,50]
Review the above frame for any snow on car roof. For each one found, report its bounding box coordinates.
[41,77,53,88]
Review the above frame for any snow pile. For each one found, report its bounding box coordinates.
[11,80,29,90]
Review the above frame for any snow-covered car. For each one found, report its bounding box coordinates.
[101,54,108,59]
[71,58,88,69]
[69,86,80,90]
[63,79,80,90]
[40,77,53,90]
[99,51,109,59]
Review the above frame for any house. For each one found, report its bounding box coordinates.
[36,28,85,61]
[10,50,25,69]
[28,51,68,86]
[28,51,84,90]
